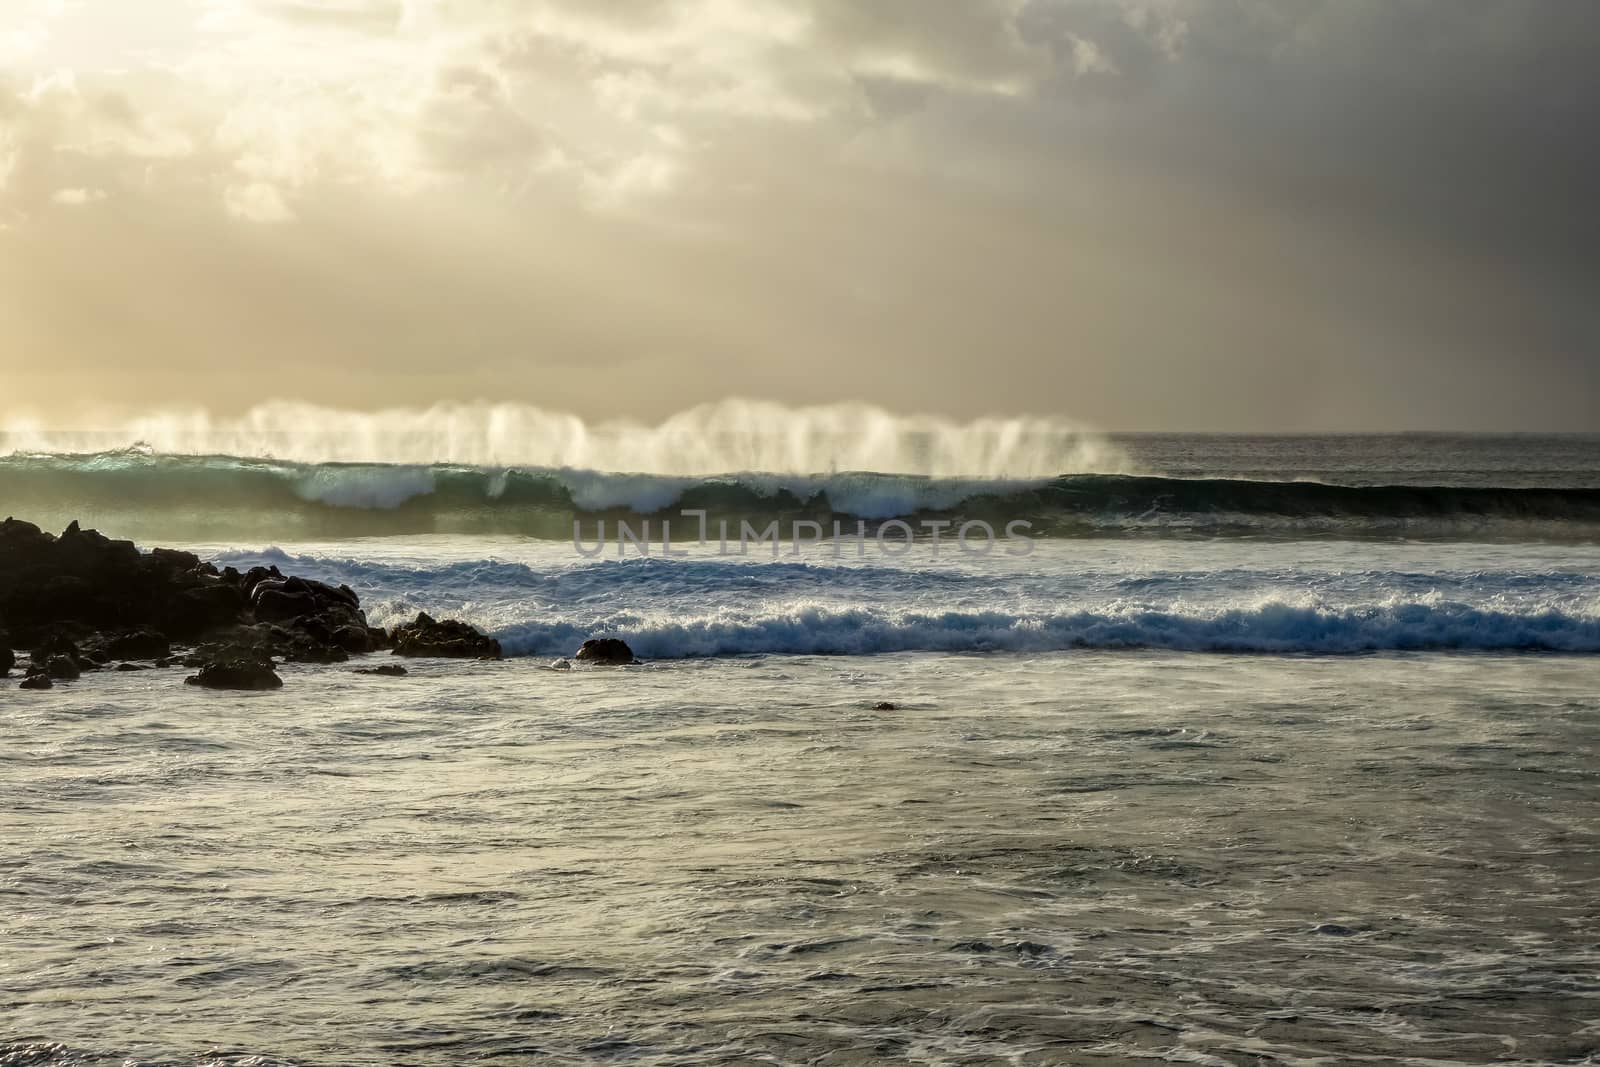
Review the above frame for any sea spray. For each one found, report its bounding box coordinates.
[0,399,1129,478]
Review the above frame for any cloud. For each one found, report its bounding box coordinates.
[50,186,106,205]
[810,0,1051,93]
[224,181,295,221]
[0,0,61,66]
[1,1,1596,430]
[255,0,405,33]
[0,0,1202,222]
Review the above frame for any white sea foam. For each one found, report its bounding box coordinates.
[0,399,1129,478]
[485,601,1600,657]
[212,541,1600,659]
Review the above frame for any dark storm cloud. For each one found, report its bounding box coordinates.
[1,0,1595,428]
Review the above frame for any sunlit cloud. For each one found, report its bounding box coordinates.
[0,1,1594,430]
[49,184,105,204]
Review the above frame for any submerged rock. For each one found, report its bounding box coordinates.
[184,657,283,691]
[574,638,635,665]
[872,701,898,711]
[355,664,408,677]
[390,613,502,660]
[18,674,53,690]
[41,655,80,681]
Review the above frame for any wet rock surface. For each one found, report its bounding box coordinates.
[575,637,636,665]
[184,657,284,691]
[3,517,499,690]
[391,612,503,660]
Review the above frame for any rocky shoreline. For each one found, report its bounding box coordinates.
[1,517,627,690]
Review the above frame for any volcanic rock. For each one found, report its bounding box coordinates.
[41,655,81,681]
[100,628,171,661]
[574,638,636,665]
[390,613,502,659]
[184,657,284,690]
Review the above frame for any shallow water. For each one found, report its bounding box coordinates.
[5,651,1598,1065]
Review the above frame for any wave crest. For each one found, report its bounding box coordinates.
[0,399,1126,478]
[496,600,1600,657]
[4,453,1598,542]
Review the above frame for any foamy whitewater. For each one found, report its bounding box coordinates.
[4,411,1598,1065]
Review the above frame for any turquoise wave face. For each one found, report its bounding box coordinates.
[3,451,1600,542]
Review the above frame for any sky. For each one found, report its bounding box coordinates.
[1,0,1596,432]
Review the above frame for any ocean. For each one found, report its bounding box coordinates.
[3,426,1598,1065]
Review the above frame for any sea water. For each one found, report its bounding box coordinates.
[2,429,1598,1065]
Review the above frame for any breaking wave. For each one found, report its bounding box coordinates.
[487,601,1600,658]
[211,548,1600,659]
[0,399,1122,478]
[3,450,1599,542]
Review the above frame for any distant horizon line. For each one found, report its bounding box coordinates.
[12,428,1600,438]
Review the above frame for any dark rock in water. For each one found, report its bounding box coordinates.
[356,664,408,677]
[252,583,317,622]
[184,657,283,690]
[148,546,205,578]
[164,582,248,639]
[188,623,347,666]
[253,576,359,617]
[19,674,53,690]
[0,516,47,549]
[115,662,151,672]
[41,655,80,681]
[0,516,467,682]
[101,628,171,661]
[1006,940,1055,957]
[0,517,246,644]
[55,519,139,573]
[948,940,996,954]
[270,625,350,664]
[574,638,635,665]
[391,612,502,659]
[250,576,380,655]
[872,701,898,711]
[330,625,373,653]
[1311,923,1357,936]
[30,632,85,667]
[239,565,282,598]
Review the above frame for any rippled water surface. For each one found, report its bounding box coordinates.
[5,651,1598,1065]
